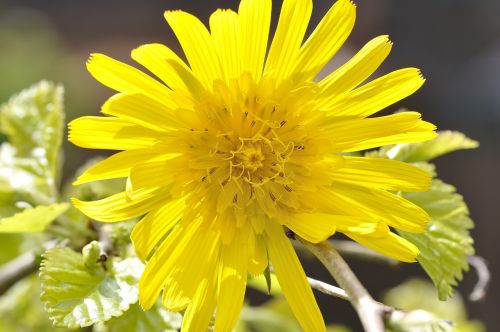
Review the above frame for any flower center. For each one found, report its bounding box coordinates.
[179,74,325,220]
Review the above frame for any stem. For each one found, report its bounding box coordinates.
[302,240,388,332]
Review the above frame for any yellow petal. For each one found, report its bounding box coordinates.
[86,53,176,108]
[139,220,192,309]
[317,35,392,104]
[181,274,217,332]
[323,111,437,152]
[321,68,425,116]
[282,213,336,243]
[265,221,325,332]
[247,232,268,275]
[73,149,152,185]
[71,187,168,223]
[214,228,248,332]
[209,9,241,81]
[346,231,420,262]
[131,198,185,261]
[68,116,163,150]
[126,160,177,197]
[238,0,272,80]
[102,93,185,131]
[321,184,429,233]
[164,10,222,90]
[331,156,431,192]
[131,43,203,97]
[292,0,356,82]
[264,0,312,80]
[162,223,220,311]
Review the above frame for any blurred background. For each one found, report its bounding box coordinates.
[0,0,497,330]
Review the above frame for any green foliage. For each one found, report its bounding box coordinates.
[0,276,71,332]
[0,81,66,262]
[235,298,350,332]
[40,241,144,329]
[401,180,475,300]
[0,81,64,205]
[375,130,479,163]
[0,203,68,233]
[388,310,454,332]
[384,279,484,332]
[373,131,477,300]
[95,302,182,332]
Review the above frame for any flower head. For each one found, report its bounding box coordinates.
[69,0,436,331]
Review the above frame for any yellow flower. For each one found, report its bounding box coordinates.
[69,0,436,331]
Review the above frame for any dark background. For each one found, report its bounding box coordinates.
[0,0,498,330]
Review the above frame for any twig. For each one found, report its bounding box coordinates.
[467,255,490,301]
[0,240,57,295]
[302,240,389,332]
[306,276,349,301]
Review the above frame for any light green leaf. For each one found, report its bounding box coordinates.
[95,302,182,332]
[373,131,478,300]
[0,203,68,233]
[401,179,474,300]
[384,279,485,332]
[0,80,64,178]
[373,130,478,162]
[0,276,71,332]
[388,310,454,332]
[0,81,65,206]
[40,241,144,329]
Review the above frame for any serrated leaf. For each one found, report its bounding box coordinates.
[0,81,64,206]
[0,203,68,233]
[373,130,478,162]
[95,302,182,332]
[373,131,478,300]
[401,179,474,300]
[40,242,144,329]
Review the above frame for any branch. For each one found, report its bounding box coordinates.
[302,240,389,332]
[306,276,349,301]
[330,240,491,303]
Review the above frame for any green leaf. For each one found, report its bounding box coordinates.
[388,310,454,332]
[40,241,144,329]
[401,179,474,300]
[0,203,68,233]
[373,130,478,162]
[372,131,478,300]
[384,279,485,332]
[95,302,182,332]
[0,80,64,177]
[0,276,72,332]
[0,81,65,206]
